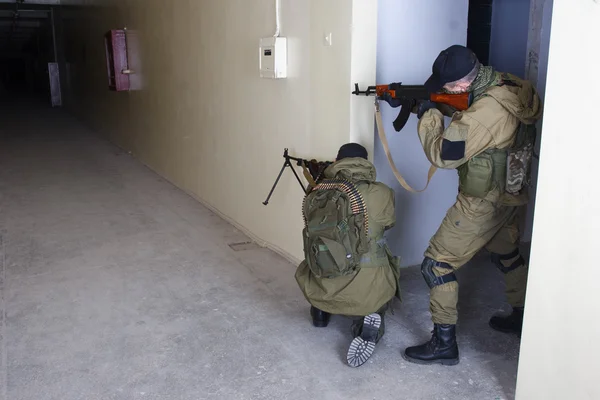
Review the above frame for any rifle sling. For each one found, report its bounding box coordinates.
[374,101,437,193]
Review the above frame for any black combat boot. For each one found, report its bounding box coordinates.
[403,324,459,366]
[489,307,524,337]
[310,306,331,328]
[347,313,383,368]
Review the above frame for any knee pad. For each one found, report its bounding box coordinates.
[420,257,457,289]
[491,249,525,274]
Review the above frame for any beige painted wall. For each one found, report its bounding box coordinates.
[59,0,377,263]
[516,0,600,398]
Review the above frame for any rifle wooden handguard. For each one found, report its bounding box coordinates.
[375,84,471,111]
[430,93,471,111]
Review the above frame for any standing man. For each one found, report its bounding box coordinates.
[383,45,542,365]
[295,143,401,368]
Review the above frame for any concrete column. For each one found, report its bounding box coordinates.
[515,0,600,397]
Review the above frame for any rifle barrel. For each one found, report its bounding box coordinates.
[352,83,430,99]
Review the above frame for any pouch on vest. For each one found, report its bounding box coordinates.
[302,179,369,279]
[506,122,536,195]
[458,75,537,200]
[457,153,494,198]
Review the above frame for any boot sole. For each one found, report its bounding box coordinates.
[401,351,460,366]
[346,313,381,368]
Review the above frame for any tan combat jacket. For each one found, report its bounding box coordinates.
[417,73,543,203]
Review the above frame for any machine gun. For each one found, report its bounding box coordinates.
[263,148,332,205]
[352,82,472,132]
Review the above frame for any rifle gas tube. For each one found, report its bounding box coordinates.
[352,83,472,132]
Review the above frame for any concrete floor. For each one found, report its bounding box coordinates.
[0,98,522,400]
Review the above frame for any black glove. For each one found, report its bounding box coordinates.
[413,101,457,118]
[380,92,403,108]
[436,103,458,117]
[416,100,437,119]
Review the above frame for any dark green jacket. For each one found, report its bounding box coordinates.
[295,157,401,316]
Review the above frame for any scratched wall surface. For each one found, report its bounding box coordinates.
[373,0,469,267]
[521,0,554,242]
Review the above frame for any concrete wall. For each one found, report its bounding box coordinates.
[515,0,600,397]
[58,0,377,263]
[488,0,531,78]
[374,0,469,267]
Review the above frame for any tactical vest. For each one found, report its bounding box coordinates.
[456,78,537,200]
[301,178,387,279]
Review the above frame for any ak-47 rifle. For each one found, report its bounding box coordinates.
[263,148,332,206]
[351,82,472,193]
[352,82,473,132]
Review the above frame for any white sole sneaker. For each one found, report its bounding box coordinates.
[346,313,381,368]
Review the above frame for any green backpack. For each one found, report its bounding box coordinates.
[301,178,370,279]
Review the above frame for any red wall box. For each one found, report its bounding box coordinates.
[105,29,130,91]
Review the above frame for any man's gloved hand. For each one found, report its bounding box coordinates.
[380,92,403,108]
[416,100,437,119]
[412,101,458,119]
[436,103,458,117]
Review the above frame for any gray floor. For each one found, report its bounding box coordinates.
[0,98,522,400]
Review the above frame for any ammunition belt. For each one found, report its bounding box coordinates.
[302,179,369,234]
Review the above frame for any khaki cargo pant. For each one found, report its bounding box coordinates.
[424,192,528,325]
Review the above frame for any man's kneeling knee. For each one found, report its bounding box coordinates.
[421,257,457,289]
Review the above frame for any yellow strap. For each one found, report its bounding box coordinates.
[374,100,437,193]
[301,162,317,188]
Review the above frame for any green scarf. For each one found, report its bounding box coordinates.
[469,65,501,99]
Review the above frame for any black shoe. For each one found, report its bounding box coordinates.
[310,306,331,328]
[403,324,459,366]
[489,307,524,337]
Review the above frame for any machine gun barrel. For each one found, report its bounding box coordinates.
[263,149,332,206]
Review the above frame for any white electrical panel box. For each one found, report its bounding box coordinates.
[259,37,287,79]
